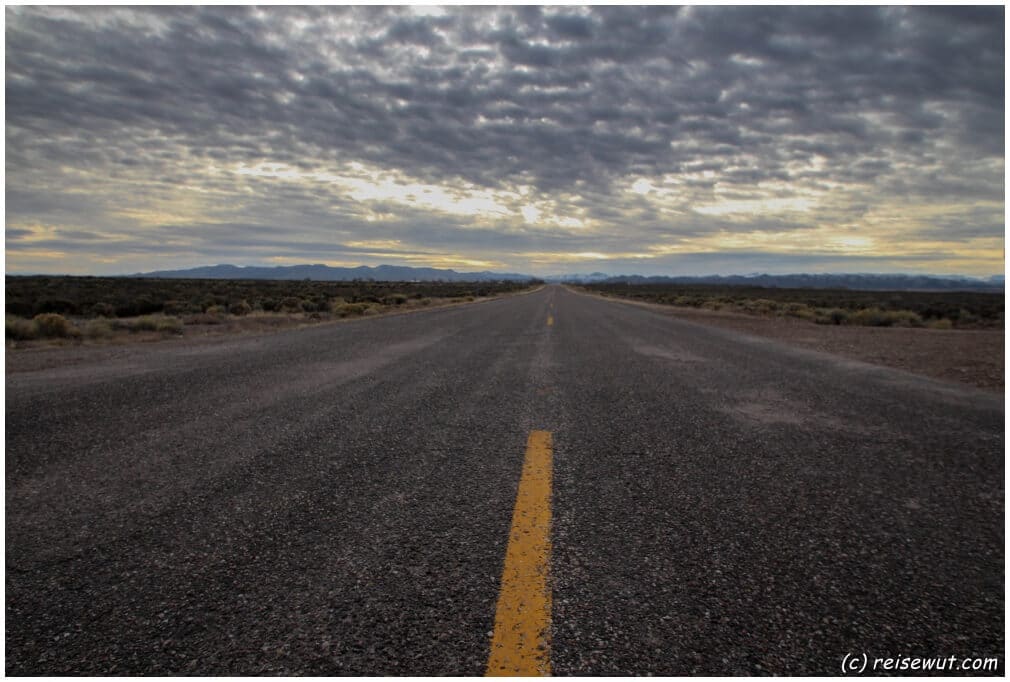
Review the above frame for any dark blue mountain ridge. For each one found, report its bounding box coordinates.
[127,263,1003,291]
[560,272,1004,291]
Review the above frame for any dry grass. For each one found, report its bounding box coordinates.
[7,289,519,350]
[585,282,1002,329]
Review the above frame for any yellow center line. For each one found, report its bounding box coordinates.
[486,430,553,676]
[547,315,554,326]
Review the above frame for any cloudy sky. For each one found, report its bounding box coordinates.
[5,5,1005,276]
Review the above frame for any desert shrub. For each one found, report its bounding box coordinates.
[155,316,183,333]
[336,303,368,317]
[847,308,922,327]
[927,318,953,330]
[183,312,224,325]
[131,316,160,331]
[6,300,33,317]
[383,293,408,306]
[752,299,780,314]
[280,296,304,312]
[848,308,892,327]
[90,302,116,317]
[602,282,1000,328]
[115,296,162,317]
[83,318,114,339]
[229,300,252,316]
[781,303,817,321]
[162,299,187,315]
[328,297,347,313]
[814,308,849,325]
[886,310,924,327]
[303,297,329,313]
[419,298,432,306]
[202,295,228,309]
[35,298,78,315]
[6,316,38,340]
[33,313,79,338]
[827,308,848,325]
[132,315,183,333]
[205,305,225,316]
[953,308,979,326]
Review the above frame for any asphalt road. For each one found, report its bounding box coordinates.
[6,285,1004,675]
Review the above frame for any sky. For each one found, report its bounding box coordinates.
[5,5,1005,277]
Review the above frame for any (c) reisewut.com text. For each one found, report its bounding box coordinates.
[842,653,1000,674]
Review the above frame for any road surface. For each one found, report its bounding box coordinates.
[6,285,1004,674]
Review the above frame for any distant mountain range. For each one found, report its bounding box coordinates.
[126,264,1003,291]
[544,272,612,283]
[559,272,1004,291]
[131,263,536,282]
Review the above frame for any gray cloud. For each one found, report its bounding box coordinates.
[4,6,1004,275]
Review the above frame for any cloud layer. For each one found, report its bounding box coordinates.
[5,6,1004,275]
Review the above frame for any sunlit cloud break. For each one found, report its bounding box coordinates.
[5,6,1004,276]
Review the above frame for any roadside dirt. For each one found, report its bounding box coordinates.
[596,294,1004,393]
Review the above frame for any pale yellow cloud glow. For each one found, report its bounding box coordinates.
[5,247,68,259]
[234,161,588,229]
[523,250,657,264]
[343,239,406,250]
[236,161,511,218]
[694,197,816,216]
[265,252,503,270]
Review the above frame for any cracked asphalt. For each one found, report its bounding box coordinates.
[6,285,1003,674]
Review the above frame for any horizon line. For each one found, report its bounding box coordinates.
[4,262,1003,282]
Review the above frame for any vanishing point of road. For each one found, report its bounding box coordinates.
[6,285,1003,674]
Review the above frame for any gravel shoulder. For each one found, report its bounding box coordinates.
[584,292,1004,393]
